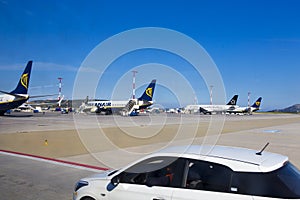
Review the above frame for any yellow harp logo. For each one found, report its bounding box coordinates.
[21,73,29,89]
[146,88,153,97]
[256,101,260,106]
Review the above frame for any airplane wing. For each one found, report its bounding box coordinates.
[0,90,57,99]
[29,94,58,98]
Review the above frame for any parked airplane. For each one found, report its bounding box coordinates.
[0,61,33,115]
[86,79,156,116]
[185,95,238,114]
[227,97,262,115]
[0,61,55,115]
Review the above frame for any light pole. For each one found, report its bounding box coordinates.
[57,77,63,108]
[210,85,213,105]
[58,77,62,101]
[132,70,138,99]
[248,92,251,108]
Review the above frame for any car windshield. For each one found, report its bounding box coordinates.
[124,156,178,174]
[277,162,300,196]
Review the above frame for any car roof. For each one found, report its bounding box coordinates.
[154,145,288,173]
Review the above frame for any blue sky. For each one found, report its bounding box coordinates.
[1,0,300,110]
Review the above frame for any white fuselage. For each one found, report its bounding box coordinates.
[227,106,259,113]
[85,99,153,113]
[199,104,235,112]
[0,93,29,104]
[0,94,16,103]
[185,104,236,113]
[0,93,29,114]
[88,100,128,108]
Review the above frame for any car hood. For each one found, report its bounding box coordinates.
[84,170,115,181]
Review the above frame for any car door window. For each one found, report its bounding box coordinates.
[172,158,252,200]
[185,159,233,193]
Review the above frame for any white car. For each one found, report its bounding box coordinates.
[73,145,300,200]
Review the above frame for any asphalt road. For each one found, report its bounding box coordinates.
[0,152,99,200]
[0,111,298,134]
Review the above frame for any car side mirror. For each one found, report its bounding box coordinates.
[107,175,121,192]
[111,175,120,187]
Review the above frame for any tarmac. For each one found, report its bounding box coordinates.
[0,112,300,199]
[1,112,300,167]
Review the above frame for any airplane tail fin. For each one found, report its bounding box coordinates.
[251,97,262,108]
[10,61,33,94]
[226,95,238,105]
[138,79,156,101]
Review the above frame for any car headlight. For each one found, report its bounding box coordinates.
[74,180,89,191]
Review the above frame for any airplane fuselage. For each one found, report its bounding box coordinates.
[88,100,127,108]
[199,104,236,112]
[0,94,29,114]
[86,99,153,114]
[83,79,156,116]
[227,106,259,114]
[185,104,236,114]
[200,105,238,114]
[185,95,239,114]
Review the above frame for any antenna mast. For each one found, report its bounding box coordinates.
[256,142,270,155]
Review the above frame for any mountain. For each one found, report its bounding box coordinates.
[270,104,300,113]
